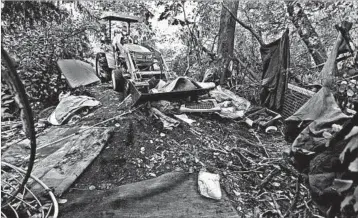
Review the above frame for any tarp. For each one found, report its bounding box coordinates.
[286,21,357,216]
[288,87,350,159]
[151,77,202,93]
[57,59,100,88]
[2,126,114,197]
[60,171,239,218]
[287,87,357,215]
[260,29,290,112]
[48,95,101,125]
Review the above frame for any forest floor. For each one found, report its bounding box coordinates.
[59,82,318,217]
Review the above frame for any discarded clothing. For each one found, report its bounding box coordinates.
[260,29,290,112]
[48,95,101,125]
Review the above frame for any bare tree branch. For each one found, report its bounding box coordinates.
[222,3,264,46]
[233,50,260,81]
[181,1,216,61]
[211,34,219,52]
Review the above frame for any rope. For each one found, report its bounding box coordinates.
[36,105,141,151]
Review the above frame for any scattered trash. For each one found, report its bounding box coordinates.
[98,183,112,190]
[150,107,179,130]
[272,182,281,187]
[160,133,166,137]
[265,126,278,133]
[180,99,221,113]
[245,107,282,128]
[196,82,216,89]
[174,114,196,126]
[151,100,174,112]
[140,147,145,154]
[244,118,254,126]
[332,124,343,132]
[58,198,68,204]
[198,170,222,200]
[209,86,251,119]
[89,185,96,191]
[48,95,101,125]
[148,172,156,177]
[322,131,332,139]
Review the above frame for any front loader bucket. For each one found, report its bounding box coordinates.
[126,80,211,107]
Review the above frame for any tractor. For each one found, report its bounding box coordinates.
[96,12,210,105]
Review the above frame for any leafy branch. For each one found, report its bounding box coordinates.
[221,3,265,46]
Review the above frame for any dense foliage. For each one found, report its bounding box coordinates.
[1,0,357,111]
[1,1,96,112]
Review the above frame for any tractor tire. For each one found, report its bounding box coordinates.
[111,69,124,92]
[123,79,131,98]
[96,54,110,82]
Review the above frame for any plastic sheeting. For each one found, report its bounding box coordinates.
[260,29,290,112]
[48,95,101,125]
[287,87,350,157]
[154,77,202,93]
[286,87,357,215]
[57,59,100,88]
[209,86,251,119]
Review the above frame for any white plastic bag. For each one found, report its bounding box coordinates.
[198,170,222,200]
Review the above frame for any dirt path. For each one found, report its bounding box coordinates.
[60,82,303,217]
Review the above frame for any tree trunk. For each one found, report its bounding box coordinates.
[217,0,239,85]
[286,1,327,66]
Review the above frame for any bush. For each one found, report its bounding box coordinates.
[1,2,95,112]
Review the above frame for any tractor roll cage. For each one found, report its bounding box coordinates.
[100,12,141,39]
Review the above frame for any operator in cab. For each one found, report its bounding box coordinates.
[112,28,125,64]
